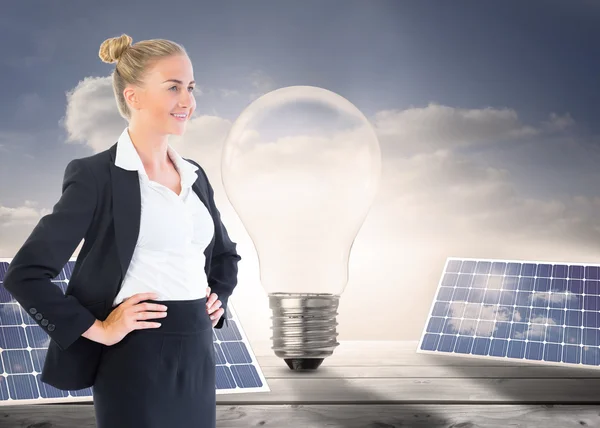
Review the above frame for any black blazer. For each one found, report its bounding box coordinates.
[3,142,242,391]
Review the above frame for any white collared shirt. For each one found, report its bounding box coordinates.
[111,127,214,307]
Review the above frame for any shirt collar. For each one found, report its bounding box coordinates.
[114,127,199,189]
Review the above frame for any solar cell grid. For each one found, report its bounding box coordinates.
[418,257,600,368]
[0,257,269,405]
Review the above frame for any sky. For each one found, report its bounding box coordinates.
[1,0,600,346]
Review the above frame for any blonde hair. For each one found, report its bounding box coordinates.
[98,34,187,120]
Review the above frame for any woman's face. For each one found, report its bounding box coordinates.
[127,54,197,136]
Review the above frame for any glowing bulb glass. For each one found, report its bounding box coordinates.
[221,85,381,369]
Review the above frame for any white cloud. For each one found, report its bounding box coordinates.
[520,319,557,341]
[367,107,600,251]
[0,202,53,257]
[0,203,50,228]
[531,291,569,306]
[443,299,566,342]
[60,76,127,152]
[371,103,573,156]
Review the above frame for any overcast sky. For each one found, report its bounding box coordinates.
[1,0,599,343]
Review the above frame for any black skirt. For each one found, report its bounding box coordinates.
[92,297,216,428]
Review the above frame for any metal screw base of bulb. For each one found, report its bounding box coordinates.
[268,292,340,371]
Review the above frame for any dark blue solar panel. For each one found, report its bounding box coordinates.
[419,257,600,367]
[0,262,8,281]
[0,257,268,403]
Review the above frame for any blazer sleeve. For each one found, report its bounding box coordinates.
[3,158,99,351]
[193,161,242,329]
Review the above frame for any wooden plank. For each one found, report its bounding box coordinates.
[256,354,542,367]
[259,364,600,379]
[253,340,600,369]
[2,404,600,428]
[250,340,452,356]
[250,340,423,357]
[214,378,600,403]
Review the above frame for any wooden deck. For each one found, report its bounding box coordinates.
[3,340,600,427]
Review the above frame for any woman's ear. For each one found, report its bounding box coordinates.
[123,85,144,111]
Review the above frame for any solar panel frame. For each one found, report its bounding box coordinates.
[418,256,600,370]
[0,257,269,405]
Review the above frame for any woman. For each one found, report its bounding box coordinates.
[3,33,242,428]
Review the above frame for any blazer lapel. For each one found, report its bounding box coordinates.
[109,144,141,279]
[191,181,210,215]
[191,179,216,274]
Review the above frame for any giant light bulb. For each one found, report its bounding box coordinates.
[221,86,381,370]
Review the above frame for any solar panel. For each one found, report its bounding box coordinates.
[418,256,600,368]
[0,257,269,405]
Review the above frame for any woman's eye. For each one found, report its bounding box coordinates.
[170,86,196,93]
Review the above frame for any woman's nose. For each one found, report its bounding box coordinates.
[180,92,194,107]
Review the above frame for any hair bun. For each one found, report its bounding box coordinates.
[99,34,133,64]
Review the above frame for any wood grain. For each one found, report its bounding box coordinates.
[3,341,600,427]
[2,404,600,428]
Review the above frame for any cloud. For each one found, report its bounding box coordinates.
[0,201,53,258]
[0,199,84,257]
[0,202,50,228]
[395,142,596,236]
[441,298,565,343]
[371,103,573,156]
[59,78,600,262]
[61,76,127,152]
[367,102,600,253]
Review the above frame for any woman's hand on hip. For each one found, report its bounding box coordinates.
[206,286,223,328]
[100,292,167,346]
